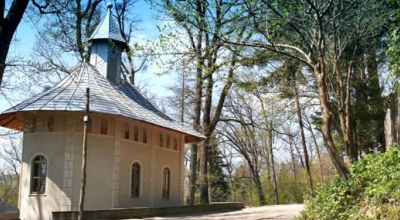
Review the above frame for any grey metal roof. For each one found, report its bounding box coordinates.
[0,63,205,141]
[89,4,126,43]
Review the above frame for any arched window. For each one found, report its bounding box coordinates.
[133,126,139,141]
[160,134,164,147]
[47,116,55,132]
[162,168,170,199]
[100,118,108,135]
[30,118,37,133]
[31,155,47,194]
[166,135,170,148]
[131,162,141,198]
[124,124,130,139]
[143,129,148,144]
[173,138,178,150]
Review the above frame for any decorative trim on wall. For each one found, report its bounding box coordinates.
[62,136,74,211]
[112,119,121,208]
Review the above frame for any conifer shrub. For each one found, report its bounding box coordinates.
[300,147,400,220]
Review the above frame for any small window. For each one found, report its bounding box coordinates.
[173,138,178,150]
[131,162,141,198]
[133,126,139,141]
[160,134,163,147]
[100,118,108,135]
[47,116,55,132]
[162,167,170,199]
[166,135,170,148]
[30,118,37,133]
[143,129,147,144]
[124,124,129,139]
[31,155,47,194]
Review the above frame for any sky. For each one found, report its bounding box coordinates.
[0,0,175,113]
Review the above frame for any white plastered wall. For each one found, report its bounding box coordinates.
[19,112,185,220]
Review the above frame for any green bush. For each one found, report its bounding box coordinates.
[300,147,400,220]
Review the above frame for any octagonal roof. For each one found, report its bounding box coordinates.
[0,63,204,143]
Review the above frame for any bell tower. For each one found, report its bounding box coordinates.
[88,3,127,84]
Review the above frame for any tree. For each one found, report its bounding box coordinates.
[235,0,391,180]
[0,0,30,86]
[218,90,268,205]
[0,138,21,205]
[114,0,147,85]
[208,136,230,202]
[154,0,250,204]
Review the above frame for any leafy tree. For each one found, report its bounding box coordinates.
[386,0,400,77]
[208,137,230,202]
[152,0,250,204]
[234,0,392,180]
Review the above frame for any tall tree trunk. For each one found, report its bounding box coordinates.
[268,121,279,204]
[288,134,297,180]
[75,0,84,58]
[315,68,350,180]
[293,82,314,195]
[253,172,266,205]
[307,121,324,181]
[199,138,210,204]
[188,48,203,205]
[0,0,30,86]
[335,60,356,162]
[366,45,385,151]
[199,70,213,204]
[257,93,278,204]
[180,71,185,123]
[262,133,272,192]
[345,62,356,160]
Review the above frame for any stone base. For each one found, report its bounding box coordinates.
[0,212,19,220]
[52,202,245,220]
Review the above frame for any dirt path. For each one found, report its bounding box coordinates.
[134,204,304,220]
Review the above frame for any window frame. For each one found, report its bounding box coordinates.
[124,124,130,139]
[162,167,171,199]
[143,129,148,144]
[173,137,178,150]
[166,135,170,148]
[160,133,164,147]
[133,126,139,142]
[47,116,55,132]
[30,155,47,195]
[29,117,37,133]
[100,118,108,135]
[130,161,141,198]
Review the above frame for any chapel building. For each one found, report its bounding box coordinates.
[0,4,204,220]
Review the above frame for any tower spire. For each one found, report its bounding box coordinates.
[89,3,126,44]
[88,3,127,84]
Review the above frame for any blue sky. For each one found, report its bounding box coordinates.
[1,0,175,112]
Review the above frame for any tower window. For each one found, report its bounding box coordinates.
[124,124,129,139]
[162,167,170,199]
[133,126,139,141]
[160,134,163,147]
[30,155,47,194]
[47,116,55,132]
[131,162,141,198]
[100,118,108,135]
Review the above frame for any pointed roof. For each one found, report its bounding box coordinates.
[0,63,205,142]
[89,3,126,44]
